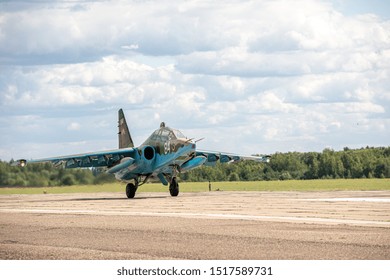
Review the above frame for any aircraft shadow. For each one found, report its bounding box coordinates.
[29,195,169,203]
[44,195,169,202]
[69,196,169,201]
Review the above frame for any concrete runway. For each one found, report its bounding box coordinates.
[1,190,389,259]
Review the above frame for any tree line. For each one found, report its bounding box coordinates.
[183,146,390,181]
[0,146,389,187]
[0,162,115,187]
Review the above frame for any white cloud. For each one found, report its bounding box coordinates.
[121,44,139,50]
[67,122,81,131]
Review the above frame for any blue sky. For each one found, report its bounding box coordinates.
[332,0,390,19]
[0,0,389,161]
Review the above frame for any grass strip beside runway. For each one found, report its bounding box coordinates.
[0,178,389,195]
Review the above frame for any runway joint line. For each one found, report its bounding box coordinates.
[1,208,389,227]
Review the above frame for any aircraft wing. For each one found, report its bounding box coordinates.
[196,149,270,166]
[13,148,136,169]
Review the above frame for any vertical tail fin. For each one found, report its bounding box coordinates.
[118,109,134,148]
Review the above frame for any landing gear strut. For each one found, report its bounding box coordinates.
[126,181,138,198]
[169,177,179,197]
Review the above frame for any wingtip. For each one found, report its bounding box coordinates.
[12,159,27,167]
[264,155,271,163]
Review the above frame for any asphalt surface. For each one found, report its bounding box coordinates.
[1,190,389,259]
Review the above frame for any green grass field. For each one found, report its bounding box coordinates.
[0,179,389,195]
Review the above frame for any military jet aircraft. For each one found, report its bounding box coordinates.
[15,109,270,198]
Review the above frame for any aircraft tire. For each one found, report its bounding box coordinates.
[126,183,137,198]
[169,178,179,197]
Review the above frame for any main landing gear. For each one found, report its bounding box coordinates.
[125,175,179,198]
[126,181,138,198]
[125,175,149,198]
[169,177,179,197]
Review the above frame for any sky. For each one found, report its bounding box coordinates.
[0,0,389,161]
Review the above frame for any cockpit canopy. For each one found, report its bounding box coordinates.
[142,124,187,146]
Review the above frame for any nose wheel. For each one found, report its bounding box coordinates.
[169,177,179,197]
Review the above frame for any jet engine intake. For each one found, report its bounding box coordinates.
[143,146,155,161]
